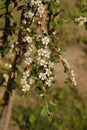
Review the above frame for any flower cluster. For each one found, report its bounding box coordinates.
[37,4,45,18]
[75,16,87,26]
[20,0,76,93]
[24,11,34,19]
[37,45,54,87]
[39,69,54,87]
[21,45,35,92]
[24,45,34,65]
[21,69,31,91]
[21,68,35,92]
[36,39,54,87]
[42,36,50,45]
[37,50,54,87]
[5,63,12,68]
[45,77,54,87]
[62,58,70,70]
[30,0,46,17]
[71,70,77,86]
[23,35,33,44]
[30,0,42,7]
[21,0,55,90]
[21,9,35,92]
[38,48,50,58]
[59,54,77,86]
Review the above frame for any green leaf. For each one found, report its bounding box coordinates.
[64,67,70,73]
[31,75,38,80]
[29,114,36,124]
[49,1,59,14]
[57,20,64,25]
[59,48,66,52]
[48,115,52,122]
[3,47,10,56]
[51,58,59,63]
[65,78,72,84]
[58,92,66,100]
[54,9,64,17]
[48,102,58,112]
[41,107,48,117]
[51,19,57,27]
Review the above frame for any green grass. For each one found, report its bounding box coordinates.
[12,87,87,130]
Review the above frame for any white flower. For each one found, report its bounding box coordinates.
[39,59,48,67]
[30,0,35,6]
[39,73,46,80]
[49,61,54,68]
[24,45,34,57]
[24,52,30,57]
[35,0,42,6]
[38,48,50,58]
[53,31,57,35]
[22,84,31,91]
[5,63,12,68]
[71,70,77,86]
[45,79,51,87]
[21,69,32,92]
[24,11,34,18]
[45,77,54,87]
[11,44,14,49]
[26,28,31,32]
[30,0,42,6]
[38,5,45,17]
[29,78,35,85]
[23,36,32,43]
[71,70,75,77]
[21,78,27,85]
[45,68,52,76]
[42,36,50,45]
[23,70,30,78]
[62,58,70,70]
[44,50,50,58]
[75,16,87,26]
[22,20,27,24]
[38,49,44,56]
[28,11,34,18]
[25,57,33,65]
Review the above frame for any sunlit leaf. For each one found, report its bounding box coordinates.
[48,102,58,112]
[29,114,36,124]
[41,107,48,117]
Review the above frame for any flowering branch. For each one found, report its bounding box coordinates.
[19,0,77,117]
[0,0,78,120]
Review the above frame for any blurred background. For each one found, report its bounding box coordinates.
[0,0,87,130]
